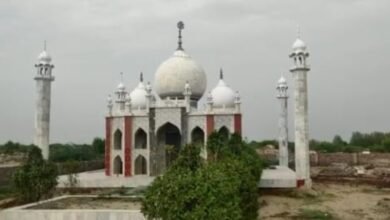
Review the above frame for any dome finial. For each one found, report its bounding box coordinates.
[120,72,124,82]
[219,68,224,80]
[177,21,184,50]
[296,24,301,39]
[43,40,47,51]
[140,72,144,82]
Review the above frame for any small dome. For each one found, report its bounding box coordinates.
[292,38,307,52]
[154,50,207,100]
[130,81,148,109]
[38,50,52,64]
[277,76,287,85]
[211,79,236,108]
[117,82,125,91]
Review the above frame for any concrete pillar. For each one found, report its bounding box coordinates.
[34,78,53,160]
[290,37,311,188]
[292,69,311,188]
[34,48,54,160]
[277,76,289,167]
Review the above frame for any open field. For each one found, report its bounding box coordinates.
[259,182,390,220]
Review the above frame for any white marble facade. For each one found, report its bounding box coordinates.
[105,22,242,177]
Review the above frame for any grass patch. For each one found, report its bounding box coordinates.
[292,209,336,220]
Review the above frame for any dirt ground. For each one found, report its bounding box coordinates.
[259,182,390,220]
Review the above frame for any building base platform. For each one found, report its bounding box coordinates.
[259,166,297,188]
[58,169,155,188]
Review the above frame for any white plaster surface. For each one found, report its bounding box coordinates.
[291,68,312,188]
[0,195,146,220]
[58,170,154,188]
[34,77,53,160]
[259,166,297,188]
[278,97,289,167]
[0,209,145,220]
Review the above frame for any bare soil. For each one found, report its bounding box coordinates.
[259,182,390,220]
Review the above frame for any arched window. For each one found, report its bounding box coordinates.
[191,127,205,146]
[113,156,123,175]
[219,126,230,141]
[135,129,147,149]
[157,122,181,167]
[134,155,147,175]
[114,129,122,150]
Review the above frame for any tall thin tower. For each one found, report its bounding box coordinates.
[276,75,289,167]
[290,36,311,188]
[34,42,54,160]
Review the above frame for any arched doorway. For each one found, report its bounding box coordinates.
[114,129,122,150]
[134,155,147,175]
[191,127,205,146]
[113,156,123,175]
[135,128,147,149]
[219,126,230,141]
[157,123,181,167]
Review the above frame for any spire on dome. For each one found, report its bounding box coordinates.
[117,72,125,91]
[278,74,287,85]
[296,25,301,39]
[219,68,224,80]
[140,72,144,82]
[292,26,307,52]
[37,40,52,64]
[177,21,184,50]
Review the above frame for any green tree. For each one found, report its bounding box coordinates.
[92,137,105,154]
[350,131,364,146]
[142,133,262,220]
[382,137,390,152]
[142,158,242,220]
[13,146,58,202]
[332,135,346,146]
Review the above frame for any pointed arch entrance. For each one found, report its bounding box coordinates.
[134,155,147,175]
[191,127,205,146]
[113,129,122,150]
[219,126,230,141]
[157,122,181,167]
[135,128,147,149]
[113,156,123,175]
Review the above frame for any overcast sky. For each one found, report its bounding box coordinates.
[0,0,389,144]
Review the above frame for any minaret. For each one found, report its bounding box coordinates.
[34,42,54,160]
[115,72,127,112]
[276,75,289,167]
[289,35,311,188]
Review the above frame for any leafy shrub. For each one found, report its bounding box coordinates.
[13,146,58,202]
[142,133,263,220]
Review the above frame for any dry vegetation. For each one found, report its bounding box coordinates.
[259,182,390,220]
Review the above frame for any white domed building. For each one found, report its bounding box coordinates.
[104,22,242,177]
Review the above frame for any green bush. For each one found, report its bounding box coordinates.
[13,146,58,202]
[142,133,262,220]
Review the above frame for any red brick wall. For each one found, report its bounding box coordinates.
[124,116,132,176]
[234,114,242,135]
[206,115,214,136]
[105,117,112,176]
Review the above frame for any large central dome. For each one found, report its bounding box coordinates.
[154,21,207,101]
[154,50,207,100]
